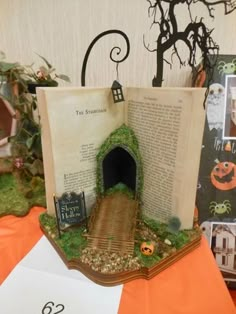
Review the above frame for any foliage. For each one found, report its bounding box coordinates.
[25,175,46,206]
[143,216,167,234]
[142,215,191,248]
[105,182,135,199]
[167,231,189,249]
[24,53,70,87]
[0,173,46,217]
[0,173,28,217]
[96,124,143,196]
[40,211,200,270]
[144,0,236,86]
[0,157,12,173]
[0,52,70,179]
[57,228,87,260]
[40,212,87,260]
[39,212,56,228]
[0,51,27,91]
[10,117,44,178]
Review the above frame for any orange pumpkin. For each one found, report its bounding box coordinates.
[211,161,236,191]
[140,241,155,256]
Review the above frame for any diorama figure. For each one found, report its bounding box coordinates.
[39,123,201,286]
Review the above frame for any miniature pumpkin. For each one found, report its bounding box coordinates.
[140,241,155,256]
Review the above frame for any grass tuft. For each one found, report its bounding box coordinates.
[0,172,46,217]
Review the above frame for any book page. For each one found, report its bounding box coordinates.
[37,87,125,215]
[126,88,206,229]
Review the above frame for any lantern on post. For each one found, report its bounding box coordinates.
[111,80,124,103]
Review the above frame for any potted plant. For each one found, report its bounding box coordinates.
[0,52,70,216]
[25,54,70,94]
[0,51,28,164]
[0,51,27,101]
[0,52,70,179]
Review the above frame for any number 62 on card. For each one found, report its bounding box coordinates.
[42,301,65,314]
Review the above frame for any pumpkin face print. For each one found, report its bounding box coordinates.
[210,161,236,190]
[140,241,155,256]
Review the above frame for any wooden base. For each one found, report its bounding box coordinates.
[41,223,201,286]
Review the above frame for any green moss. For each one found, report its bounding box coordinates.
[26,176,46,208]
[40,212,87,260]
[167,231,189,249]
[105,182,134,199]
[39,212,57,230]
[0,158,12,172]
[0,172,46,217]
[0,173,29,216]
[40,211,200,269]
[96,124,143,197]
[142,215,191,249]
[143,216,168,235]
[56,228,87,260]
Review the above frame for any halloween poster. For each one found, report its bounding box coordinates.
[196,55,236,244]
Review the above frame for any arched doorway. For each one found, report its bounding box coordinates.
[102,146,137,193]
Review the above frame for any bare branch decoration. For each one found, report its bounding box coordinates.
[144,0,236,87]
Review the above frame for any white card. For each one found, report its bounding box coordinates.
[19,236,93,282]
[0,237,123,314]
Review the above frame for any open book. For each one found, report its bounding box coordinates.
[37,87,206,229]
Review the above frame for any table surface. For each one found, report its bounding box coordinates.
[0,206,235,314]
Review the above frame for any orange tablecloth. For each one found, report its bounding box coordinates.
[0,207,235,314]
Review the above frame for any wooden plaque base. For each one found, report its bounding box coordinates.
[40,223,201,287]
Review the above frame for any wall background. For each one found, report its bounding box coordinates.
[0,0,235,88]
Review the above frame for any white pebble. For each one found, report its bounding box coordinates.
[164,239,172,246]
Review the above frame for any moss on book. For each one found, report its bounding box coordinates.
[39,213,87,260]
[105,182,134,199]
[96,124,143,197]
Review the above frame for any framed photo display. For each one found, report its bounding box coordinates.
[223,75,236,139]
[210,222,236,284]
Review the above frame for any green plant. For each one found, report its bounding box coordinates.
[0,51,26,86]
[0,52,70,179]
[25,53,70,87]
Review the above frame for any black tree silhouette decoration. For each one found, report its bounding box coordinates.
[144,0,236,87]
